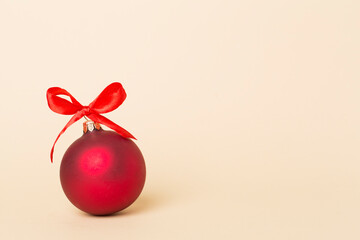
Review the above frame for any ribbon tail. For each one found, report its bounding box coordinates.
[50,112,84,162]
[87,114,136,140]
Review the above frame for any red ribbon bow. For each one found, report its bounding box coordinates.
[47,82,135,162]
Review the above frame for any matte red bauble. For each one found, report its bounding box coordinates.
[60,121,146,215]
[46,82,146,215]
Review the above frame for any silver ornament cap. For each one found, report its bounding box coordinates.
[83,120,101,133]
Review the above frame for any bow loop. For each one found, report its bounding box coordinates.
[47,87,83,115]
[46,82,135,163]
[88,82,127,113]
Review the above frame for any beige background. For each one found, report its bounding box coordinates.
[0,1,359,239]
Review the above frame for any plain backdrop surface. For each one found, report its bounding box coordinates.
[0,1,359,239]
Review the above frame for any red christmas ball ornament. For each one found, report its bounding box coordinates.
[46,82,146,215]
[61,121,145,215]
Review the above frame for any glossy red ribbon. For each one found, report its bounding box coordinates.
[47,82,135,162]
